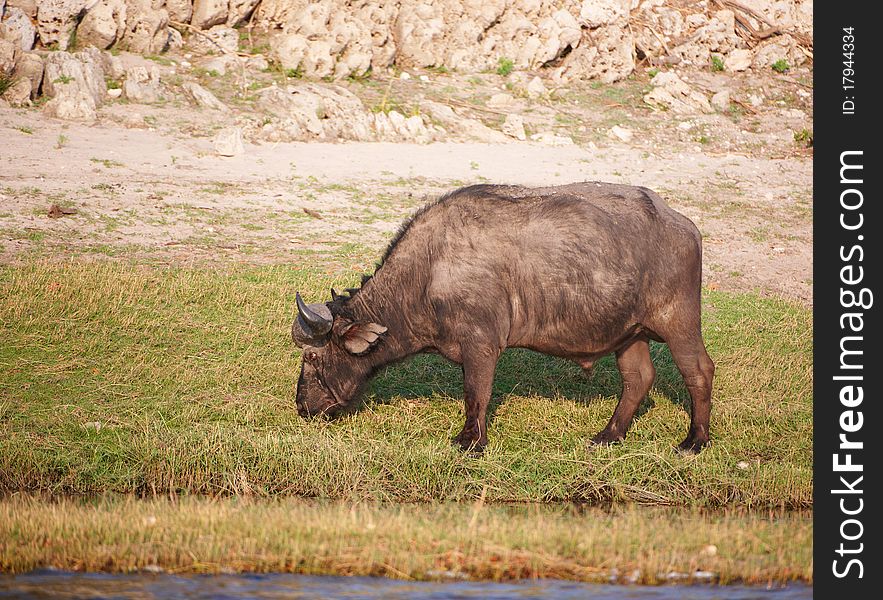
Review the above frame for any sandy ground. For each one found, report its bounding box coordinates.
[0,65,812,303]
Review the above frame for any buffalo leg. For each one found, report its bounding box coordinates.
[592,337,655,445]
[667,335,715,453]
[453,348,499,452]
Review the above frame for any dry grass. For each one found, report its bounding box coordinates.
[0,495,812,584]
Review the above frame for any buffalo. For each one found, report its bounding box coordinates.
[292,183,715,453]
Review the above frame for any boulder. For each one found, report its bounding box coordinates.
[191,0,228,30]
[227,0,260,27]
[710,89,730,111]
[121,1,169,54]
[122,64,162,103]
[725,48,752,72]
[2,6,36,50]
[3,75,32,104]
[76,0,127,50]
[213,127,244,156]
[6,1,38,18]
[36,0,88,50]
[12,50,43,98]
[165,0,192,23]
[643,71,712,114]
[182,80,227,111]
[422,100,508,143]
[0,37,15,75]
[258,83,375,142]
[501,113,526,141]
[188,24,238,54]
[608,124,633,142]
[752,34,806,69]
[43,46,106,120]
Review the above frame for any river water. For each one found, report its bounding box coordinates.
[0,571,811,599]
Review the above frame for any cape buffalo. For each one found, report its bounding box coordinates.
[291,182,715,453]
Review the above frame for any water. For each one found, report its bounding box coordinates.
[0,571,811,600]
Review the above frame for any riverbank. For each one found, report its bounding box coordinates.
[0,495,812,584]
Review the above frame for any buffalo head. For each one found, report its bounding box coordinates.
[291,291,387,418]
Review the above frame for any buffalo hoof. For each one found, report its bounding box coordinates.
[677,437,709,454]
[452,433,486,454]
[589,431,624,447]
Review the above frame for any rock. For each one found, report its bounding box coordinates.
[399,71,410,80]
[76,0,126,50]
[6,1,38,18]
[182,81,227,111]
[487,92,515,109]
[373,109,435,143]
[227,0,259,27]
[643,71,711,114]
[2,76,31,105]
[12,50,42,99]
[579,0,630,27]
[192,0,228,30]
[258,83,375,142]
[165,0,192,23]
[266,0,632,83]
[725,48,752,72]
[107,86,121,97]
[122,65,162,103]
[671,9,743,67]
[200,53,239,76]
[608,125,633,142]
[710,89,730,111]
[189,24,239,54]
[0,37,15,75]
[36,0,88,50]
[121,1,170,54]
[422,100,508,143]
[525,76,547,99]
[752,34,806,69]
[748,93,763,107]
[42,46,106,120]
[530,131,574,146]
[245,54,268,71]
[100,50,124,79]
[501,113,526,141]
[2,6,36,50]
[167,24,183,49]
[213,127,244,156]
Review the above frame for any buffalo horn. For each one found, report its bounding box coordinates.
[296,292,333,338]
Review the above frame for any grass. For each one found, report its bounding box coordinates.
[0,495,811,583]
[496,58,514,77]
[0,262,811,507]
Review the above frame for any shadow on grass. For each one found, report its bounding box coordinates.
[365,342,692,425]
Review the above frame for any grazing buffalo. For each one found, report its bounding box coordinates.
[291,183,715,453]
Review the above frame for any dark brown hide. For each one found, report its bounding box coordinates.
[292,183,715,453]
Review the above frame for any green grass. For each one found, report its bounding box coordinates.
[496,58,514,77]
[0,262,812,506]
[0,495,811,583]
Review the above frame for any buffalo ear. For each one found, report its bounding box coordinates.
[337,321,387,355]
